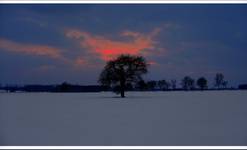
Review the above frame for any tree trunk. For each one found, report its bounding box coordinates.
[120,89,125,98]
[120,78,125,98]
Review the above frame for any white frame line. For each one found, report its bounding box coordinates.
[0,1,246,149]
[1,146,247,149]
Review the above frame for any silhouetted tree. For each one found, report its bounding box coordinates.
[99,55,148,98]
[214,73,226,89]
[136,79,148,91]
[158,80,170,90]
[147,80,157,90]
[181,76,195,90]
[222,81,228,89]
[239,84,247,90]
[5,84,9,92]
[59,82,71,92]
[158,80,165,90]
[171,79,176,90]
[215,73,223,89]
[197,77,207,90]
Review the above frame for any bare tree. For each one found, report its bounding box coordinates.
[136,80,148,91]
[181,76,195,90]
[214,73,226,89]
[171,79,176,90]
[197,77,208,90]
[147,80,157,90]
[222,81,228,89]
[158,80,170,90]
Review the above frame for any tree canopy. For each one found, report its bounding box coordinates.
[197,77,208,90]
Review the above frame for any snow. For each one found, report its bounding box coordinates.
[0,91,247,145]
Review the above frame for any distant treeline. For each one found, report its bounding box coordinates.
[1,80,247,93]
[0,83,109,93]
[0,73,247,92]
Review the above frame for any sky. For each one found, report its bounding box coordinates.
[0,4,247,87]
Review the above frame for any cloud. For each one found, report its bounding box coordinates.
[74,57,87,66]
[65,28,161,61]
[0,38,65,60]
[0,38,99,69]
[0,27,162,70]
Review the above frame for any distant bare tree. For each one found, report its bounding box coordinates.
[147,80,157,90]
[171,79,176,90]
[222,81,228,89]
[158,80,170,90]
[215,73,224,89]
[214,73,228,89]
[181,76,195,90]
[197,77,208,90]
[59,82,71,92]
[136,80,148,91]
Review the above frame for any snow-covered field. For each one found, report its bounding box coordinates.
[0,91,247,145]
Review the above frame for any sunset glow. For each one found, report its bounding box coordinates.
[66,28,161,61]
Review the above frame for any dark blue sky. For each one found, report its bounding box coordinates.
[0,4,247,87]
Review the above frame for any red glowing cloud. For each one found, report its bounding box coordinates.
[66,28,161,61]
[74,57,87,66]
[0,38,65,60]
